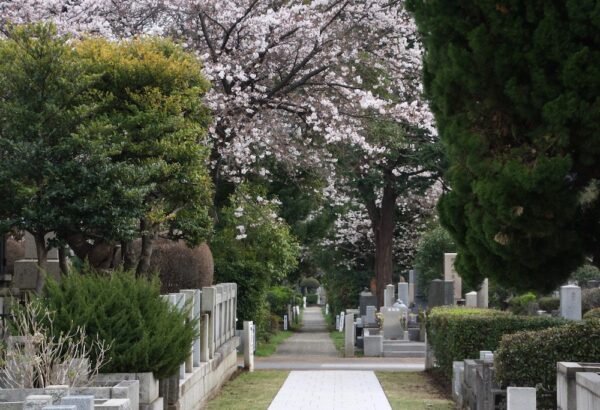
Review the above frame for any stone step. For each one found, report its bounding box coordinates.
[383,346,426,353]
[382,342,426,353]
[383,351,426,358]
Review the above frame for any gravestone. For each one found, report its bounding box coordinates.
[383,284,395,308]
[507,387,536,410]
[339,312,345,332]
[344,313,355,356]
[325,304,329,315]
[243,321,254,372]
[283,315,288,330]
[560,285,582,321]
[477,278,489,308]
[303,296,307,308]
[365,305,377,326]
[397,283,409,306]
[465,291,478,307]
[13,232,62,290]
[381,307,403,339]
[359,288,377,316]
[444,253,462,301]
[408,269,416,304]
[335,315,340,330]
[363,328,383,357]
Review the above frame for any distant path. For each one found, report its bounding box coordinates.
[268,371,391,410]
[270,306,338,357]
[255,306,424,371]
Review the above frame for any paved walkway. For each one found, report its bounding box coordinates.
[255,306,424,371]
[271,306,338,356]
[268,371,391,410]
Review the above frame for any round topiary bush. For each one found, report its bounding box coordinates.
[571,264,600,287]
[300,277,320,292]
[584,307,600,321]
[42,268,196,379]
[583,288,600,313]
[537,296,560,313]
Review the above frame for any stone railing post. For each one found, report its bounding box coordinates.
[201,286,217,359]
[243,321,254,372]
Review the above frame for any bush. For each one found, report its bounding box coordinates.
[582,288,600,313]
[414,226,456,297]
[266,286,297,317]
[306,294,318,305]
[426,307,565,379]
[42,269,196,379]
[537,296,560,313]
[495,321,600,392]
[300,277,320,292]
[571,264,600,286]
[508,292,537,315]
[584,308,600,321]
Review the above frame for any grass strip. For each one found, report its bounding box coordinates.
[376,372,454,410]
[205,370,289,410]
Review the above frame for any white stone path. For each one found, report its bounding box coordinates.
[268,370,392,410]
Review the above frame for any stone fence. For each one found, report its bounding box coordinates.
[0,283,239,410]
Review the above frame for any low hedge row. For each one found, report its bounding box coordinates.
[426,307,565,379]
[495,320,600,390]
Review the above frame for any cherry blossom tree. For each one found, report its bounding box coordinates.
[1,0,439,302]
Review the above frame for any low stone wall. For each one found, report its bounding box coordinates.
[173,336,239,410]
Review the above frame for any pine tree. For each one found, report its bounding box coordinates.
[408,0,600,291]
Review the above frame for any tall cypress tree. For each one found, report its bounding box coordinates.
[407,1,600,291]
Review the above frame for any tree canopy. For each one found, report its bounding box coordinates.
[408,0,600,292]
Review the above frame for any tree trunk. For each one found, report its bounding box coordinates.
[136,220,157,277]
[373,185,397,307]
[33,231,49,294]
[122,240,137,271]
[58,246,69,275]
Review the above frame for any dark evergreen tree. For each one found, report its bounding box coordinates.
[407,0,600,292]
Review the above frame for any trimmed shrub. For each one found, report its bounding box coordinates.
[537,296,560,313]
[426,307,565,379]
[306,294,318,305]
[582,288,600,313]
[508,292,537,315]
[266,286,297,317]
[495,320,600,392]
[42,269,196,379]
[414,226,456,297]
[571,264,600,286]
[300,277,320,292]
[584,308,600,320]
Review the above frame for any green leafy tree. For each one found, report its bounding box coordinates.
[0,24,138,291]
[212,183,300,333]
[414,224,456,296]
[408,0,600,291]
[0,24,214,285]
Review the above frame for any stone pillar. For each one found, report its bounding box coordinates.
[202,286,217,358]
[477,278,489,308]
[283,315,288,331]
[200,314,209,362]
[408,270,416,305]
[339,312,345,332]
[303,296,307,308]
[344,313,355,357]
[335,314,340,330]
[465,291,478,308]
[444,253,462,301]
[507,387,536,410]
[398,283,409,305]
[181,289,201,369]
[560,285,582,320]
[243,321,254,372]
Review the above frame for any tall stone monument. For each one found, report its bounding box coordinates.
[13,232,61,291]
[444,253,462,302]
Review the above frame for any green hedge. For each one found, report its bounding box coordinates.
[495,320,600,391]
[584,308,600,320]
[306,294,318,305]
[537,296,560,312]
[42,269,196,379]
[426,307,565,379]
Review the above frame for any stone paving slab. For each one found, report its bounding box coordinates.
[268,371,391,410]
